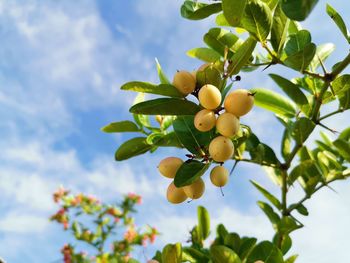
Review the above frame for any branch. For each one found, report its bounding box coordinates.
[233,157,280,169]
[319,108,345,121]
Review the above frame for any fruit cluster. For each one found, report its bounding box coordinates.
[159,64,254,204]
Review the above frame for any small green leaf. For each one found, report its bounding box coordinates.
[121,81,183,98]
[155,58,170,84]
[257,201,280,230]
[241,0,272,42]
[197,206,210,240]
[310,43,335,70]
[339,89,350,109]
[224,233,241,252]
[187,47,221,63]
[271,4,290,54]
[281,0,319,21]
[115,137,152,161]
[182,247,209,262]
[284,43,316,71]
[130,98,200,115]
[332,75,350,97]
[153,132,183,148]
[281,128,292,161]
[181,1,222,20]
[288,203,309,216]
[285,30,311,55]
[203,28,240,57]
[216,13,231,27]
[251,181,282,210]
[288,159,316,185]
[222,0,247,27]
[101,121,140,133]
[174,161,210,187]
[273,233,292,255]
[251,88,297,117]
[196,65,223,89]
[269,74,308,105]
[278,216,302,234]
[285,255,299,263]
[238,237,257,260]
[263,167,283,186]
[333,139,350,162]
[292,117,316,145]
[326,4,350,43]
[210,246,242,263]
[227,36,257,75]
[162,243,182,263]
[247,241,284,263]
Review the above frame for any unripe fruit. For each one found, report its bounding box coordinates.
[173,71,196,95]
[158,157,183,179]
[194,109,216,132]
[224,89,254,117]
[210,166,229,187]
[216,112,240,137]
[156,115,163,124]
[166,182,187,204]
[183,178,205,199]
[209,136,234,162]
[198,84,222,110]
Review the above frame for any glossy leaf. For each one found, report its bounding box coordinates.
[224,233,241,252]
[247,241,284,263]
[216,13,231,27]
[181,1,222,20]
[281,0,319,21]
[130,98,200,115]
[332,75,350,97]
[203,28,240,57]
[182,247,209,263]
[174,161,210,187]
[285,30,311,55]
[285,255,299,263]
[292,117,316,145]
[273,233,292,255]
[251,180,282,210]
[251,88,297,117]
[101,121,140,133]
[222,0,247,27]
[121,81,183,98]
[257,201,280,230]
[310,43,335,70]
[187,47,221,63]
[152,132,183,148]
[271,4,290,53]
[263,167,283,186]
[269,74,308,105]
[198,206,210,240]
[196,65,223,89]
[284,43,316,71]
[278,216,302,234]
[155,58,170,84]
[281,128,292,161]
[288,159,316,185]
[241,0,272,42]
[210,245,242,263]
[333,139,350,162]
[162,243,182,263]
[227,36,257,75]
[238,237,257,260]
[326,4,350,43]
[173,116,213,155]
[115,137,152,161]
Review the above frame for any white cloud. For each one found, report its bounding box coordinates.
[0,212,49,233]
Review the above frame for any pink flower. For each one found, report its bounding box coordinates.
[124,228,137,243]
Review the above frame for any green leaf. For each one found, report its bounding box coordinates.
[339,127,350,141]
[271,4,290,54]
[278,216,302,234]
[181,1,222,20]
[197,206,210,240]
[238,237,257,260]
[210,246,242,263]
[257,201,280,230]
[227,36,257,75]
[215,13,231,27]
[285,255,299,263]
[251,181,282,210]
[273,233,292,255]
[251,88,297,117]
[182,247,209,263]
[222,0,247,27]
[115,137,152,161]
[130,98,200,116]
[339,89,350,109]
[326,4,350,43]
[174,161,210,187]
[247,241,284,263]
[155,58,170,84]
[310,43,335,70]
[153,132,183,148]
[281,0,319,21]
[216,224,229,243]
[285,30,311,55]
[281,128,292,161]
[196,65,223,89]
[292,117,315,145]
[241,0,272,42]
[173,115,213,155]
[284,43,316,71]
[288,159,316,185]
[269,74,308,105]
[332,75,350,97]
[101,121,140,133]
[203,28,240,57]
[288,20,302,34]
[187,47,221,63]
[333,139,350,162]
[121,81,183,98]
[224,233,241,252]
[288,203,309,216]
[263,167,283,186]
[162,243,182,263]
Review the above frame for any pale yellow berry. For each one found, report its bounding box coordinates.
[173,71,196,95]
[209,136,234,162]
[198,84,222,110]
[183,178,205,199]
[166,182,187,204]
[216,112,240,137]
[194,109,216,132]
[224,89,254,117]
[210,166,229,187]
[158,157,183,179]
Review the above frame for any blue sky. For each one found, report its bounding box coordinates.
[0,0,350,262]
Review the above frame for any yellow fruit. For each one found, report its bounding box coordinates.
[198,63,210,72]
[158,157,183,179]
[194,109,216,132]
[198,84,222,110]
[216,112,240,137]
[156,115,163,124]
[166,182,187,204]
[210,166,229,187]
[191,71,197,82]
[173,71,196,95]
[184,178,205,199]
[209,136,234,162]
[224,89,254,117]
